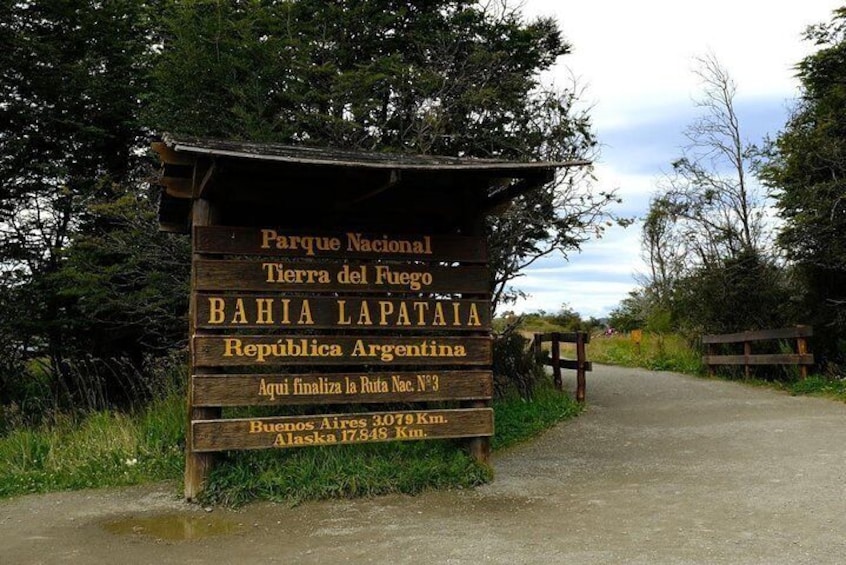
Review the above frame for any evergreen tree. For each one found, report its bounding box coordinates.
[0,0,169,406]
[761,8,846,361]
[147,0,619,310]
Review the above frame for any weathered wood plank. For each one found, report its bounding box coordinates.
[534,332,591,344]
[194,260,490,294]
[194,226,487,262]
[703,354,815,366]
[193,335,492,367]
[701,326,813,344]
[192,371,493,406]
[194,295,491,331]
[192,408,494,452]
[541,359,593,372]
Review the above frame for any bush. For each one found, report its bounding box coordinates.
[492,331,546,399]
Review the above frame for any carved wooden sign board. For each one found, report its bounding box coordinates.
[189,226,493,460]
[153,135,577,500]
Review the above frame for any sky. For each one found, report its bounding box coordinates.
[507,0,843,319]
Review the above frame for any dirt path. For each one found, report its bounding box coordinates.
[3,366,845,564]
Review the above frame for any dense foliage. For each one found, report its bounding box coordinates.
[0,0,191,413]
[760,9,846,363]
[147,0,620,310]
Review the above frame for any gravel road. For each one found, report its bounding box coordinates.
[2,365,845,564]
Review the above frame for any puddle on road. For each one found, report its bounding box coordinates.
[102,513,242,541]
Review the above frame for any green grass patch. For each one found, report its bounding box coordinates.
[733,374,846,402]
[200,383,581,506]
[0,382,580,504]
[492,384,582,450]
[585,332,846,404]
[586,332,704,374]
[0,392,185,499]
[787,375,846,401]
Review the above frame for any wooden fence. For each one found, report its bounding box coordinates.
[702,326,814,379]
[532,332,592,403]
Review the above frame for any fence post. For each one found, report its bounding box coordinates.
[743,340,752,379]
[533,333,542,358]
[797,330,809,380]
[576,332,587,404]
[707,343,716,377]
[551,332,562,391]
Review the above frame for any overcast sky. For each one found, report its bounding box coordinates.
[506,0,843,318]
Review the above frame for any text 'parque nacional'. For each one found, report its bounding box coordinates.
[260,230,433,256]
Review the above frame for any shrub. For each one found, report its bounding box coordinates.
[492,331,545,399]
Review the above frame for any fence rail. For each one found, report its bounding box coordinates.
[532,332,592,403]
[702,326,814,379]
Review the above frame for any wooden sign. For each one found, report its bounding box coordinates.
[192,408,494,452]
[192,371,493,406]
[193,335,492,367]
[183,218,494,496]
[195,226,487,262]
[194,295,491,331]
[194,260,489,294]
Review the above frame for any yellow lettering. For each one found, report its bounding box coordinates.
[413,302,429,326]
[467,303,482,327]
[432,302,446,326]
[379,301,395,326]
[357,301,372,325]
[298,300,314,325]
[279,298,291,324]
[396,302,411,326]
[256,298,274,324]
[208,297,225,324]
[337,300,351,325]
[224,338,243,357]
[231,298,248,324]
[260,229,277,249]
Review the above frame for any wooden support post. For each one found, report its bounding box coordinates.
[797,333,809,380]
[533,333,542,357]
[467,398,491,464]
[184,197,221,501]
[707,343,716,377]
[462,204,490,466]
[744,340,752,379]
[576,332,587,404]
[551,332,562,391]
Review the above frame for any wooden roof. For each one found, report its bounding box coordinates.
[153,134,590,233]
[159,133,587,173]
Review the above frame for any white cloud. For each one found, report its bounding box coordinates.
[527,0,840,129]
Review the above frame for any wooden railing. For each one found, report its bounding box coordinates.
[702,326,814,379]
[532,332,592,403]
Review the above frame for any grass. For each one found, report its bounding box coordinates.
[786,374,846,401]
[572,331,846,403]
[199,382,581,506]
[586,332,704,374]
[0,392,185,498]
[0,380,580,504]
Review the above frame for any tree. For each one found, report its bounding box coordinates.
[637,54,786,334]
[0,0,159,403]
[760,8,846,359]
[651,54,764,271]
[146,0,620,312]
